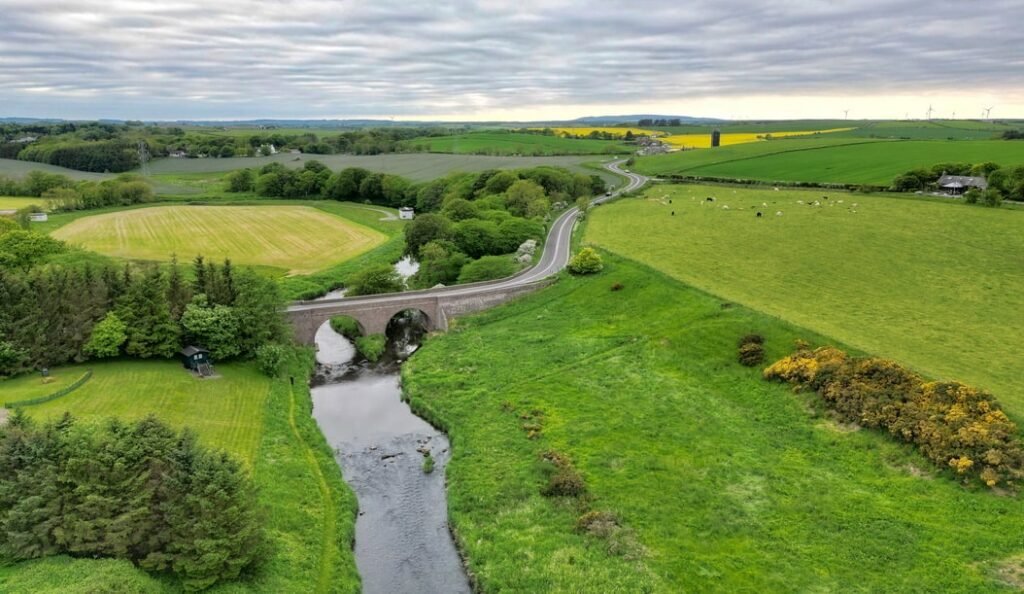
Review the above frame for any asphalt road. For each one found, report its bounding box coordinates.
[287,159,648,313]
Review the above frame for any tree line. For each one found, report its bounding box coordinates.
[891,161,1024,206]
[224,161,606,290]
[0,412,265,590]
[0,171,155,212]
[0,237,287,377]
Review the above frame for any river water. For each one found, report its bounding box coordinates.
[309,313,470,593]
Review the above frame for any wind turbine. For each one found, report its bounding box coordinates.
[843,109,850,120]
[926,105,934,120]
[952,111,956,120]
[983,106,993,120]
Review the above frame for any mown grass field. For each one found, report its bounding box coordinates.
[403,131,630,155]
[0,158,111,181]
[586,184,1024,417]
[635,139,1024,185]
[0,352,360,593]
[142,152,620,186]
[403,252,1024,593]
[4,360,268,462]
[51,204,387,275]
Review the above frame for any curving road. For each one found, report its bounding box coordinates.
[288,159,648,314]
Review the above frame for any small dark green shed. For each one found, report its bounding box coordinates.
[180,346,211,371]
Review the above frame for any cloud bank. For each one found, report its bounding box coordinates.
[1,0,1021,119]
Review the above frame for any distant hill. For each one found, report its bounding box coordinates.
[572,114,727,125]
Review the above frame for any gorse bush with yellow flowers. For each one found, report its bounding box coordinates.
[765,345,1024,488]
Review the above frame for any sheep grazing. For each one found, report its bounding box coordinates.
[756,211,763,218]
[671,211,675,216]
[722,205,730,210]
[796,200,804,204]
[776,211,783,216]
[706,196,715,202]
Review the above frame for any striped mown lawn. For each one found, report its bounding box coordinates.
[4,360,270,463]
[51,204,387,275]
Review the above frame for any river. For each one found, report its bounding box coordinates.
[309,265,471,593]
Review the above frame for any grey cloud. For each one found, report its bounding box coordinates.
[0,0,1021,118]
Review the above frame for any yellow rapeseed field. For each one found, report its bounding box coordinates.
[537,126,663,138]
[662,128,854,149]
[52,204,387,275]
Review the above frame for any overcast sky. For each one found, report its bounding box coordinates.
[2,0,1022,121]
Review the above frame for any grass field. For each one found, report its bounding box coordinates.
[51,204,387,275]
[5,360,268,462]
[586,184,1024,417]
[402,132,631,155]
[0,158,111,181]
[635,139,1024,185]
[403,252,1024,593]
[0,353,360,593]
[0,196,45,210]
[142,152,620,186]
[827,120,1016,141]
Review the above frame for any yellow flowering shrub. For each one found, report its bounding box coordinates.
[765,346,1024,488]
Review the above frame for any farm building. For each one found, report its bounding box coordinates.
[29,212,48,222]
[180,345,214,376]
[937,174,987,194]
[711,130,721,147]
[399,207,415,220]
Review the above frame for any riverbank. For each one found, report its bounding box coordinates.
[401,251,1024,593]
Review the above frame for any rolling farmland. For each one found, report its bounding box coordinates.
[402,131,631,155]
[586,184,1024,416]
[51,204,387,275]
[404,252,1024,592]
[634,139,1024,185]
[143,152,620,185]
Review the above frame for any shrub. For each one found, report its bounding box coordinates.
[457,255,518,283]
[764,346,1024,488]
[225,169,255,193]
[355,334,387,362]
[738,342,765,367]
[83,312,127,358]
[329,316,362,340]
[568,247,603,275]
[963,188,981,204]
[255,343,287,377]
[346,264,403,296]
[539,450,587,497]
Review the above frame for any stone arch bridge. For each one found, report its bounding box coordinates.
[286,280,553,345]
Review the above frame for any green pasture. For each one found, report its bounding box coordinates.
[402,131,631,155]
[586,184,1024,417]
[636,139,1024,185]
[403,251,1024,593]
